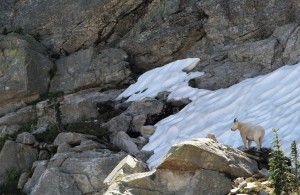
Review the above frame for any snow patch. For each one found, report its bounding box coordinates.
[117,58,300,169]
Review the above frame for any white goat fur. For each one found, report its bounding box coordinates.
[231,119,265,150]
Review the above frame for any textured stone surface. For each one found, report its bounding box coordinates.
[16,132,36,145]
[53,132,96,146]
[105,169,231,195]
[0,34,53,116]
[31,167,82,195]
[158,138,258,177]
[0,141,38,181]
[104,155,147,186]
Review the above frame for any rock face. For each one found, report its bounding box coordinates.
[0,34,53,116]
[50,48,133,94]
[0,0,147,54]
[105,169,231,195]
[0,141,38,182]
[28,151,126,195]
[158,138,258,177]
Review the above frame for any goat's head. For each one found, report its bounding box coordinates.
[231,118,238,131]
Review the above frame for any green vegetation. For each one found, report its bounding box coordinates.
[268,129,299,195]
[290,140,300,193]
[2,28,8,35]
[0,167,25,194]
[14,27,24,35]
[34,125,60,144]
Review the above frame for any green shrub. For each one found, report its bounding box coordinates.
[0,167,25,194]
[290,140,300,193]
[268,129,293,195]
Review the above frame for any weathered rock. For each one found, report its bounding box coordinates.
[56,151,126,194]
[119,0,207,72]
[112,131,139,155]
[0,106,36,126]
[57,143,73,153]
[53,132,96,146]
[72,140,101,152]
[50,48,133,94]
[0,125,20,136]
[106,169,231,195]
[23,160,49,194]
[102,99,165,133]
[36,100,58,128]
[102,113,132,133]
[0,34,54,116]
[140,125,156,138]
[17,171,31,190]
[38,150,50,160]
[0,141,38,181]
[31,167,81,195]
[60,89,122,124]
[158,138,258,177]
[1,0,146,54]
[16,132,36,145]
[104,155,147,186]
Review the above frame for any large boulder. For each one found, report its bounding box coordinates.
[50,48,133,94]
[31,167,82,195]
[59,89,122,124]
[158,138,258,177]
[0,141,38,182]
[105,169,231,195]
[0,34,54,116]
[25,150,126,194]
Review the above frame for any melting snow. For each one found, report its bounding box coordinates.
[117,58,300,169]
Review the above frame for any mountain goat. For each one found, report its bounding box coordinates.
[231,118,265,150]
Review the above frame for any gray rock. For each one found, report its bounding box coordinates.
[38,150,50,160]
[140,126,156,138]
[72,140,101,152]
[112,131,139,155]
[0,34,54,115]
[31,167,81,195]
[60,89,122,124]
[17,171,31,190]
[1,0,145,54]
[0,106,36,126]
[102,99,164,133]
[23,160,48,193]
[104,155,147,186]
[57,151,126,193]
[158,138,258,177]
[50,48,133,94]
[102,113,132,133]
[0,125,20,137]
[0,141,38,180]
[107,169,231,195]
[36,100,58,128]
[16,132,36,145]
[57,143,73,153]
[53,132,96,146]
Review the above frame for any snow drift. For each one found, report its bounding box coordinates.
[117,58,300,169]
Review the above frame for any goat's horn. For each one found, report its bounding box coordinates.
[234,118,237,122]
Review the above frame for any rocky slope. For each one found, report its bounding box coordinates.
[0,0,300,194]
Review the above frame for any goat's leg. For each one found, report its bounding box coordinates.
[242,138,247,149]
[255,139,261,151]
[248,140,252,149]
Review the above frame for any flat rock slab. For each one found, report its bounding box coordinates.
[158,138,258,177]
